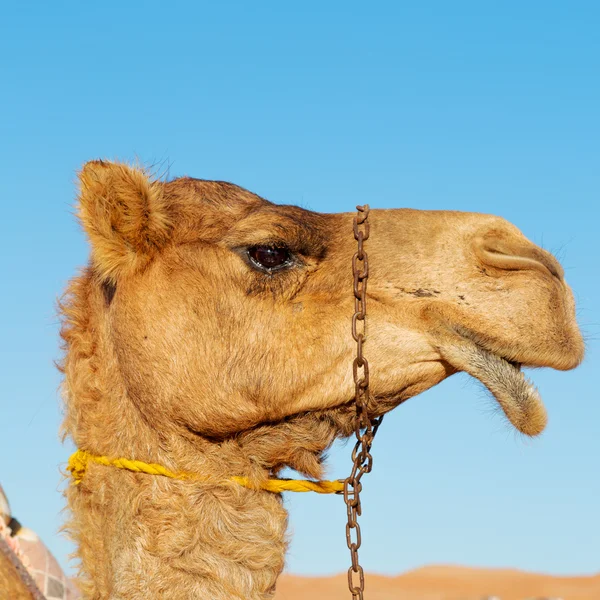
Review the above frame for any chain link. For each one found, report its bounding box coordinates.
[343,205,384,600]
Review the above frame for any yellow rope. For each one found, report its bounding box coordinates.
[67,449,344,494]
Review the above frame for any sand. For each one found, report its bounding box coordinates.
[274,565,600,600]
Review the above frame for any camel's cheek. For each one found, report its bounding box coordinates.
[110,293,262,434]
[108,268,354,434]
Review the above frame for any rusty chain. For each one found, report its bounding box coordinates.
[343,204,384,600]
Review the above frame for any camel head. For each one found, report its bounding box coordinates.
[72,160,583,471]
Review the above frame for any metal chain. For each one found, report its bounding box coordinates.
[343,205,384,600]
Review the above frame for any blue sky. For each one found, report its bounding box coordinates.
[1,1,598,578]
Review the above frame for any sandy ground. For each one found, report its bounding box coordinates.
[274,565,600,600]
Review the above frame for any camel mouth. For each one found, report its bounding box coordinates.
[439,332,547,436]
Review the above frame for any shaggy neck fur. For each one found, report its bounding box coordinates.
[60,273,349,600]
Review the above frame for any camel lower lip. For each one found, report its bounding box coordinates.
[439,339,547,436]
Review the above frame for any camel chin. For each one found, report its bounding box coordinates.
[440,341,547,436]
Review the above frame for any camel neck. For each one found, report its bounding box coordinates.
[67,430,288,599]
[64,332,289,598]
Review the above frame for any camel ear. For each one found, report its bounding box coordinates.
[77,160,172,282]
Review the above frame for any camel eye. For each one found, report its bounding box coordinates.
[247,245,292,272]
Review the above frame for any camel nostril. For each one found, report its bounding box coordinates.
[529,251,563,280]
[474,233,564,280]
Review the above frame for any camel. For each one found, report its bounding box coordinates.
[59,160,584,599]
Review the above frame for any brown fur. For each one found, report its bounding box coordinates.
[59,161,584,599]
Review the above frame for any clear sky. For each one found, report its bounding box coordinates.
[1,0,598,579]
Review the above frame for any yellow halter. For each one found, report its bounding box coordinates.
[67,449,344,494]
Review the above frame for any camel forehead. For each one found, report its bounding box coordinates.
[165,177,525,247]
[167,178,514,221]
[164,177,334,254]
[165,177,268,213]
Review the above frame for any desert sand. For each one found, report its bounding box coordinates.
[274,565,600,600]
